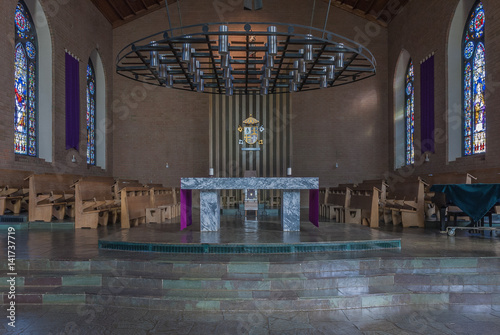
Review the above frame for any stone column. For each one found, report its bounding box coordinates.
[200,190,220,231]
[281,190,300,231]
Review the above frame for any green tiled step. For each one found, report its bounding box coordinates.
[0,274,102,287]
[99,239,401,254]
[0,215,28,223]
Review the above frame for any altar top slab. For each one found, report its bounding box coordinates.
[181,177,319,190]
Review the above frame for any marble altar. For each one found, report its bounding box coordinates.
[180,177,319,232]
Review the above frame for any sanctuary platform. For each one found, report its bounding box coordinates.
[98,212,400,254]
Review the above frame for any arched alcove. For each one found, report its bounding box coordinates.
[24,0,52,162]
[447,0,476,162]
[393,49,411,169]
[89,49,106,169]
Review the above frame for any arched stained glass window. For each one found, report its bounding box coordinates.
[464,1,485,155]
[14,1,37,156]
[405,60,414,165]
[86,60,96,165]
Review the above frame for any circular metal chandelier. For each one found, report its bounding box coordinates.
[116,22,376,95]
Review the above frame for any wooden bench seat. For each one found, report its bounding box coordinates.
[384,177,428,228]
[322,186,351,222]
[74,176,119,229]
[27,173,81,222]
[420,172,476,219]
[146,187,176,223]
[121,186,151,228]
[0,169,32,215]
[345,186,381,227]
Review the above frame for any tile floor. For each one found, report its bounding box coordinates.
[1,212,500,334]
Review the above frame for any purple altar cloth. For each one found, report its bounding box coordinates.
[180,189,192,231]
[309,189,319,227]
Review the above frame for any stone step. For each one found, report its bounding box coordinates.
[8,257,500,276]
[0,274,102,287]
[4,289,499,310]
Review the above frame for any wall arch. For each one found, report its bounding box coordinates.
[394,49,411,169]
[89,49,106,169]
[447,0,476,162]
[24,0,52,162]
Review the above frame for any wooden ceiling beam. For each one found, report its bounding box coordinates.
[95,0,401,29]
[352,0,361,10]
[366,0,377,13]
[124,0,137,14]
[139,0,148,10]
[107,0,125,20]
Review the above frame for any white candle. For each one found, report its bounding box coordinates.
[209,168,214,176]
[287,167,292,176]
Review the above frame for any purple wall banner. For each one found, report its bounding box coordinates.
[420,55,435,153]
[309,189,319,227]
[65,52,80,150]
[180,189,192,230]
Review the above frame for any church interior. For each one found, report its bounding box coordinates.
[1,0,500,333]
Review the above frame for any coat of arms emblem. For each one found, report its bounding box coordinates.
[238,115,264,149]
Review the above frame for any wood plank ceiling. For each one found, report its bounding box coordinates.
[327,0,410,27]
[91,0,408,29]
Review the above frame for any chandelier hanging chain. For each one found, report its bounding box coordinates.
[176,0,184,35]
[116,21,376,95]
[166,0,185,35]
[322,0,332,39]
[309,0,316,34]
[166,0,173,32]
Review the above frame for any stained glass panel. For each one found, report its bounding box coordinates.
[14,44,27,155]
[14,1,37,156]
[405,60,414,165]
[86,61,96,165]
[463,1,485,156]
[464,41,474,59]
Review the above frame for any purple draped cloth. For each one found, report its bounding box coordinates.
[309,189,319,227]
[65,52,80,150]
[420,56,435,153]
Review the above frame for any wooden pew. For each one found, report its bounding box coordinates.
[120,186,151,228]
[146,187,176,223]
[113,179,143,199]
[384,177,428,228]
[358,179,388,203]
[467,168,500,183]
[322,186,351,222]
[27,173,80,222]
[73,176,119,229]
[173,187,181,217]
[319,187,328,218]
[345,186,381,227]
[0,169,32,215]
[421,172,476,217]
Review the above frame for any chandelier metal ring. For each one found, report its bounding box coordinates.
[116,21,377,95]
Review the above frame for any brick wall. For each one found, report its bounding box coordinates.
[388,0,500,179]
[0,0,113,176]
[6,1,492,187]
[112,0,390,187]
